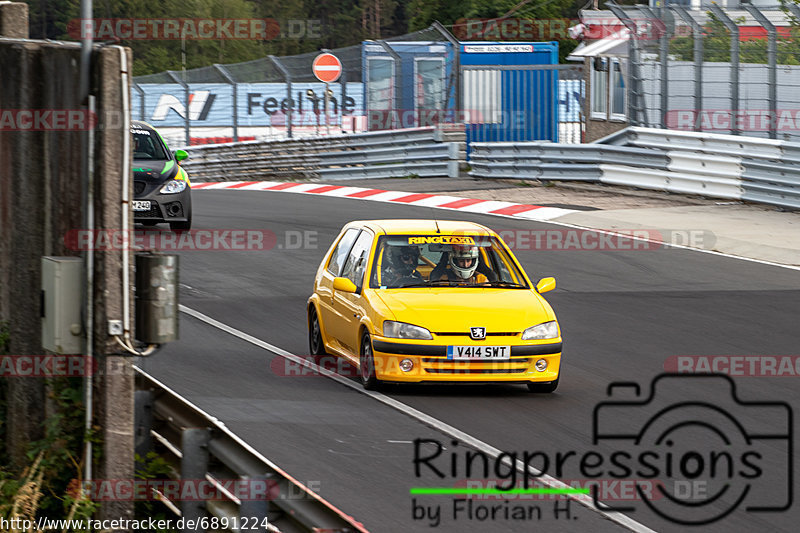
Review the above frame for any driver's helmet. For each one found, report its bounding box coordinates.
[449,244,479,279]
[388,245,420,277]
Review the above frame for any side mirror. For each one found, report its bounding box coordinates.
[333,277,357,293]
[174,149,188,162]
[535,277,556,294]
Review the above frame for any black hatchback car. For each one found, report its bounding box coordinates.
[131,121,192,231]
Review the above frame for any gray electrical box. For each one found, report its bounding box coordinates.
[41,256,84,354]
[135,253,179,344]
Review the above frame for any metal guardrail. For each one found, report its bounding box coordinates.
[181,126,466,181]
[135,368,366,533]
[469,127,800,209]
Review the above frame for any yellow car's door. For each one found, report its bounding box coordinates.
[332,229,374,356]
[317,227,360,353]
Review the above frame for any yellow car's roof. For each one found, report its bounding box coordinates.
[352,219,495,236]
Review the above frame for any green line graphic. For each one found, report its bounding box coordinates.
[410,487,590,496]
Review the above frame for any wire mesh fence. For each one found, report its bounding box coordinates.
[132,24,585,147]
[617,4,800,140]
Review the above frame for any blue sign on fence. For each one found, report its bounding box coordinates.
[132,82,365,127]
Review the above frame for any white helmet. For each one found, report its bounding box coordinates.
[449,245,479,279]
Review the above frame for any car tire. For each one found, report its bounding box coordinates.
[308,306,327,356]
[170,220,191,232]
[527,377,559,393]
[170,211,192,232]
[360,332,382,391]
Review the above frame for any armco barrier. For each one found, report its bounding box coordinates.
[180,126,466,181]
[134,368,366,533]
[469,128,800,209]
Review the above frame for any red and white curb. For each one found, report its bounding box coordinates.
[192,181,578,221]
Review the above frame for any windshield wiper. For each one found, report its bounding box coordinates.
[474,281,527,288]
[392,280,458,288]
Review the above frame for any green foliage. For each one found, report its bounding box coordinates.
[0,321,10,465]
[134,452,178,532]
[24,378,93,518]
[22,0,583,75]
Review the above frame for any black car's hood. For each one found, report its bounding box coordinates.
[133,159,179,184]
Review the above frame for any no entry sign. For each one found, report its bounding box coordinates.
[312,53,342,83]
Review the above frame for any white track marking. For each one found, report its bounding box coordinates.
[178,304,658,533]
[199,183,800,271]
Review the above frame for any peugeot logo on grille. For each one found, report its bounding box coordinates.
[469,327,486,340]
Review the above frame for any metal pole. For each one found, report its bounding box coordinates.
[640,6,669,129]
[340,67,348,133]
[269,55,292,139]
[744,5,777,139]
[132,83,145,121]
[166,71,191,146]
[432,21,461,118]
[709,3,739,135]
[672,6,704,132]
[214,64,239,142]
[78,0,93,494]
[606,3,646,127]
[376,40,402,129]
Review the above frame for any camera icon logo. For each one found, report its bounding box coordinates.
[592,373,793,525]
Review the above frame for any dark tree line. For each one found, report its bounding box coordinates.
[21,0,583,75]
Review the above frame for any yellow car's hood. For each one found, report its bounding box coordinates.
[374,289,551,333]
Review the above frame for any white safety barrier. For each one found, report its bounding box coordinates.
[470,127,800,209]
[180,126,466,181]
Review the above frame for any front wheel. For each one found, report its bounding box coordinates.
[359,332,382,391]
[527,377,559,393]
[170,211,192,232]
[308,306,327,356]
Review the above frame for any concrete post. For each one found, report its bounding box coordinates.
[181,428,211,532]
[0,2,28,39]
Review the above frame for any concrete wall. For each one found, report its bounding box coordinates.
[0,13,133,519]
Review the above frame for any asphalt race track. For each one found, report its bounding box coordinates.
[136,190,800,533]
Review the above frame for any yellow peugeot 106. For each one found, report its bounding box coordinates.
[307,220,562,392]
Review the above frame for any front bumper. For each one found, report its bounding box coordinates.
[133,184,192,224]
[370,337,562,383]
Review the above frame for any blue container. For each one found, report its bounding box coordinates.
[362,41,455,130]
[460,41,559,145]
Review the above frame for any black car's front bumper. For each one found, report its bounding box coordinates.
[133,182,192,224]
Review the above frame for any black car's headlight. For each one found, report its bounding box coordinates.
[383,321,433,340]
[160,180,187,194]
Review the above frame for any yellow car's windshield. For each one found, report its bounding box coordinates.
[369,234,529,289]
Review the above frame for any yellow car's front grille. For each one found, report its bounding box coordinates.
[424,368,528,374]
[433,332,519,337]
[420,357,531,375]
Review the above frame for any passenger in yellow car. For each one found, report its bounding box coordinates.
[383,245,424,287]
[429,244,497,284]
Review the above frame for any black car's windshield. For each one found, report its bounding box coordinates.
[132,127,169,160]
[369,234,529,289]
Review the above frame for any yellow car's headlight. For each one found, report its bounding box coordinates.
[521,321,559,340]
[383,320,433,340]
